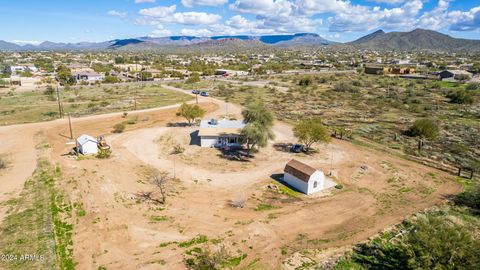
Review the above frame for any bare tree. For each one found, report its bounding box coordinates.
[152,171,170,204]
[229,193,247,208]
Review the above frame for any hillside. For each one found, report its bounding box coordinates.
[349,28,480,52]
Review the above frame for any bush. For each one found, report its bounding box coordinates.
[466,82,479,91]
[96,149,112,159]
[446,90,474,104]
[0,157,6,170]
[334,82,359,93]
[407,118,439,140]
[112,122,126,133]
[454,183,480,210]
[335,184,343,189]
[348,214,480,269]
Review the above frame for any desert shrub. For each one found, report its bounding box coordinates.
[298,76,314,86]
[407,118,439,140]
[43,85,55,96]
[446,90,474,104]
[184,245,246,270]
[172,144,185,154]
[112,122,126,133]
[348,214,480,269]
[96,149,112,159]
[0,157,6,170]
[334,82,359,93]
[466,82,480,91]
[454,182,480,210]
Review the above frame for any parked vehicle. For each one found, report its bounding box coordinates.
[290,144,304,153]
[191,90,200,94]
[200,91,209,97]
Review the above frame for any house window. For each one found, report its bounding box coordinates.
[313,181,318,188]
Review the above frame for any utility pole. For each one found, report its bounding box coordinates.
[68,113,73,139]
[195,93,198,104]
[56,85,64,118]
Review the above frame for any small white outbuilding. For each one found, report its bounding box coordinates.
[76,134,98,155]
[283,159,329,195]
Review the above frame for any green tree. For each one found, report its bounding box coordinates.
[408,118,439,140]
[176,103,205,125]
[103,76,120,84]
[241,100,274,128]
[240,101,275,155]
[240,122,273,156]
[293,119,331,152]
[56,65,75,85]
[186,72,201,84]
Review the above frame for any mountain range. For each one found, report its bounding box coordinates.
[0,29,479,52]
[347,28,480,52]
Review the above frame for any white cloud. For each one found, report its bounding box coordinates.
[149,25,172,37]
[135,0,156,3]
[139,5,221,25]
[133,0,479,36]
[107,10,127,19]
[368,0,405,4]
[180,28,213,36]
[448,6,480,31]
[328,0,424,32]
[181,0,228,8]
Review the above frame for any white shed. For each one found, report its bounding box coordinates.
[283,159,328,195]
[76,134,98,155]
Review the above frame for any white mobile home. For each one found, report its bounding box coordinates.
[284,159,333,195]
[198,119,246,148]
[76,134,98,155]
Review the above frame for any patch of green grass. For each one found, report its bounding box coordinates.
[274,181,301,198]
[254,203,280,211]
[0,159,74,270]
[222,254,247,268]
[178,235,209,248]
[149,215,168,222]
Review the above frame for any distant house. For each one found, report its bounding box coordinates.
[74,72,105,83]
[283,159,333,195]
[438,70,472,80]
[10,65,38,73]
[215,69,249,76]
[76,134,98,155]
[364,66,388,75]
[198,119,246,148]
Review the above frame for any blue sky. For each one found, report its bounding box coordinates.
[0,0,479,44]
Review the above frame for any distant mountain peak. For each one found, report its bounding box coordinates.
[349,28,480,52]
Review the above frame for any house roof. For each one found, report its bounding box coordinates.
[198,119,245,137]
[284,159,317,182]
[76,134,97,146]
[443,70,472,76]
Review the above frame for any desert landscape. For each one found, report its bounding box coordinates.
[0,87,463,269]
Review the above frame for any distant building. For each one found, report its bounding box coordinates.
[364,66,388,75]
[215,69,249,76]
[73,72,105,83]
[198,119,246,148]
[10,65,38,73]
[438,70,472,80]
